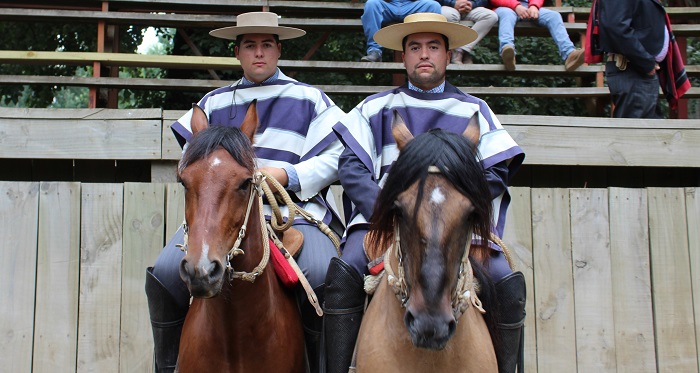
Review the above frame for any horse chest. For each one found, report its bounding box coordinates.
[355,278,497,373]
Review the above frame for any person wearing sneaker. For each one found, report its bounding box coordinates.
[360,0,467,62]
[441,0,499,64]
[328,13,526,373]
[145,11,346,373]
[492,0,584,71]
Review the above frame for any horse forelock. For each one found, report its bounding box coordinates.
[179,125,256,175]
[367,129,493,261]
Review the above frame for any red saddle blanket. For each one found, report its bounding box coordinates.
[269,239,299,288]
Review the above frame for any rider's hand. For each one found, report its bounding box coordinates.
[258,166,289,191]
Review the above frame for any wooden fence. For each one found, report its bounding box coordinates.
[2,182,699,372]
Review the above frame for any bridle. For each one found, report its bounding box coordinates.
[177,170,325,315]
[384,224,486,321]
[383,165,486,321]
[179,171,271,283]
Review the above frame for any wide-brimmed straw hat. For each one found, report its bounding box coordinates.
[374,13,478,51]
[210,12,306,40]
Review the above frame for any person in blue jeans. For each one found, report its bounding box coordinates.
[492,0,584,71]
[361,0,471,62]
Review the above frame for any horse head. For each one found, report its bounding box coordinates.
[368,111,493,350]
[177,101,259,298]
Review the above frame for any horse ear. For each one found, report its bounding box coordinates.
[239,100,259,143]
[391,110,414,151]
[463,113,481,146]
[191,103,209,135]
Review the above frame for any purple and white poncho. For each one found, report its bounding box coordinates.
[171,69,346,225]
[333,82,525,242]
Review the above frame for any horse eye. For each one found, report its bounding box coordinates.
[239,178,252,191]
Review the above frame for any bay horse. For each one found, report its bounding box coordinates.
[175,102,305,372]
[357,113,499,372]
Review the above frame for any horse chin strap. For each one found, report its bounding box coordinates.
[384,224,486,321]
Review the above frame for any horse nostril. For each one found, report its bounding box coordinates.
[208,260,223,282]
[447,319,457,337]
[180,259,193,282]
[404,310,416,331]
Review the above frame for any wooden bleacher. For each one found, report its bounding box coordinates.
[0,0,698,114]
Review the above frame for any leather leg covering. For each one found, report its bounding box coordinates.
[321,257,365,373]
[145,267,188,373]
[495,271,526,373]
[302,285,325,373]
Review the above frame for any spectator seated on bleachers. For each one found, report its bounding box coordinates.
[441,0,498,64]
[492,0,585,71]
[361,0,459,62]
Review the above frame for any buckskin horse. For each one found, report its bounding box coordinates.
[356,113,499,372]
[175,102,305,372]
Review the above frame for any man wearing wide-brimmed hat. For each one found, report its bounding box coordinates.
[326,13,526,373]
[145,11,345,373]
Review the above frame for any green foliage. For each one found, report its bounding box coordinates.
[0,21,144,107]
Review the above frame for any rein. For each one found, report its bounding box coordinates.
[384,224,486,321]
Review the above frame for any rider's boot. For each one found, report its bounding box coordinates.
[321,257,365,373]
[494,271,527,373]
[145,267,188,373]
[302,284,325,373]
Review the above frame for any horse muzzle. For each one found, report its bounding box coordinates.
[404,305,457,350]
[179,256,226,298]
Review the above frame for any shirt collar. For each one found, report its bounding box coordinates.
[240,68,280,86]
[408,80,446,94]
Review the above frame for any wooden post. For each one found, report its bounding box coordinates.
[392,50,405,86]
[90,2,109,109]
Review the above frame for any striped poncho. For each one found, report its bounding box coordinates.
[171,70,346,225]
[333,82,525,240]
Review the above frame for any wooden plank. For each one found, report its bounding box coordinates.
[165,183,185,241]
[504,125,700,167]
[77,184,124,373]
[502,187,537,371]
[0,182,39,372]
[0,118,161,159]
[608,187,657,372]
[686,187,700,369]
[120,183,166,373]
[500,114,700,129]
[162,114,183,161]
[33,182,81,373]
[569,188,616,372]
[647,188,697,371]
[531,188,576,372]
[0,107,160,120]
[2,75,700,99]
[0,51,241,69]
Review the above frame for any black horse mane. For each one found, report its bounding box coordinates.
[368,128,493,254]
[178,125,256,174]
[367,128,499,341]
